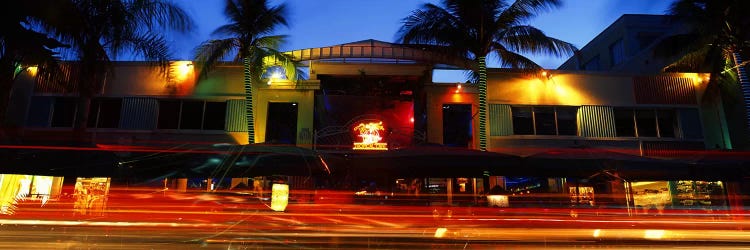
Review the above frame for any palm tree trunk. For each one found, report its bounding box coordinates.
[73,93,92,145]
[0,58,15,128]
[243,57,255,144]
[731,52,750,144]
[478,56,488,151]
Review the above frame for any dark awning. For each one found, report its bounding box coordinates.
[122,144,332,179]
[0,147,120,177]
[519,147,695,180]
[348,145,522,178]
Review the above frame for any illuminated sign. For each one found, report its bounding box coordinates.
[353,121,388,150]
[270,183,289,212]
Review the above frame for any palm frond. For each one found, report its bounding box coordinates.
[193,38,238,79]
[498,25,576,57]
[397,3,464,47]
[121,32,172,65]
[500,0,562,24]
[663,46,711,72]
[254,35,287,51]
[492,43,542,69]
[128,0,195,33]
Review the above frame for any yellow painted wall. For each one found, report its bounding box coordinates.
[98,62,318,147]
[104,62,198,97]
[486,71,636,106]
[425,83,479,147]
[255,85,316,148]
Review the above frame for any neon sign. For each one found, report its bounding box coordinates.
[353,121,388,150]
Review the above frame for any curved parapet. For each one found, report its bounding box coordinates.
[285,39,472,69]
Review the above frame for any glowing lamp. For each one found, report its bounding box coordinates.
[26,66,38,76]
[270,183,289,212]
[171,61,193,82]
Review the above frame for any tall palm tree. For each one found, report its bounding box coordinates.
[194,0,298,145]
[397,0,577,151]
[39,0,194,143]
[656,0,750,147]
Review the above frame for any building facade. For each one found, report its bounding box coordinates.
[3,37,746,211]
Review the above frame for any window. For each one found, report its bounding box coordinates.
[583,55,600,71]
[556,107,578,136]
[656,109,676,138]
[534,107,556,135]
[203,102,227,130]
[87,98,122,128]
[51,97,77,127]
[512,106,579,136]
[615,108,678,138]
[614,108,635,137]
[157,100,226,130]
[511,107,534,135]
[635,109,657,137]
[26,96,54,127]
[609,38,625,66]
[679,109,703,139]
[179,101,204,130]
[157,100,180,129]
[637,32,662,50]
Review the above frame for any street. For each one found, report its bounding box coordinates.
[1,188,749,249]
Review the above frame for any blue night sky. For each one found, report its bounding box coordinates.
[169,0,672,69]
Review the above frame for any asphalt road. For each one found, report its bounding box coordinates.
[1,189,749,249]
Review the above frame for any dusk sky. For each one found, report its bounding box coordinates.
[169,0,672,69]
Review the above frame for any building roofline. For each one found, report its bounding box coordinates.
[558,14,672,69]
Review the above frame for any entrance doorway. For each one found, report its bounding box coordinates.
[442,104,472,147]
[266,102,298,145]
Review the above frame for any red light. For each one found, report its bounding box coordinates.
[410,117,414,123]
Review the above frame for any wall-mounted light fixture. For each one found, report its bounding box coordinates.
[541,70,552,80]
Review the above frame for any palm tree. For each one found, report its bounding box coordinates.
[0,0,69,129]
[656,0,750,147]
[397,0,577,151]
[38,0,194,143]
[194,0,299,145]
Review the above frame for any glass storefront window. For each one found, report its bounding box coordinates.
[630,180,726,214]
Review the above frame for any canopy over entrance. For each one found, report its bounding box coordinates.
[348,144,521,178]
